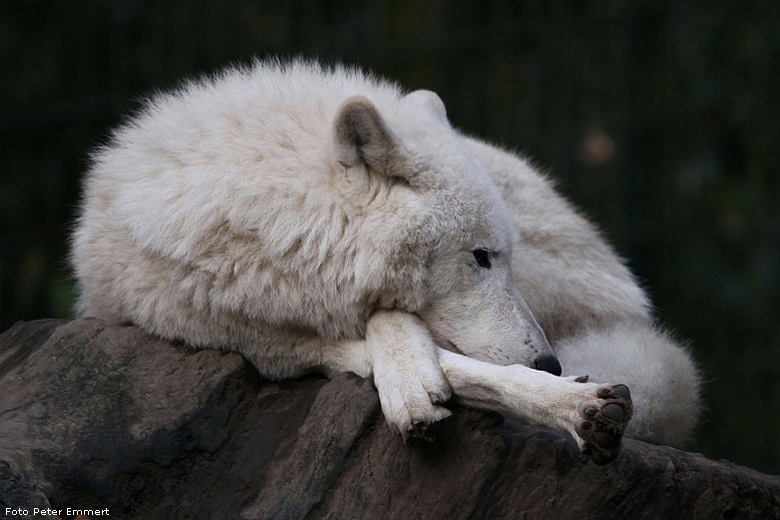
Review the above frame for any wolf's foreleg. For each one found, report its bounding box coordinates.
[438,349,632,463]
[298,311,451,440]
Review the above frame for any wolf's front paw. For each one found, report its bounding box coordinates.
[574,384,632,464]
[374,364,452,442]
[379,383,452,442]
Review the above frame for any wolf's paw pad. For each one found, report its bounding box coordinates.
[575,384,632,464]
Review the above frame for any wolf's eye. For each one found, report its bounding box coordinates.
[472,249,491,269]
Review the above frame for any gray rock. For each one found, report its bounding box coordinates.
[1,318,778,519]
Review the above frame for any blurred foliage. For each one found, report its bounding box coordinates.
[1,0,778,474]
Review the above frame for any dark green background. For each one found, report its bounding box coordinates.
[2,1,778,474]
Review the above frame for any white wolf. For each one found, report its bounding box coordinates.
[71,59,700,463]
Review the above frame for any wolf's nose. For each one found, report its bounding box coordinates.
[534,354,562,376]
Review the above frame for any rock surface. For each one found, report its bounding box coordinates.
[1,318,778,519]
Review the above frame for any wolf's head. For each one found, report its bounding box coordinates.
[331,91,560,375]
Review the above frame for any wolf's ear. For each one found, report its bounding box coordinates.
[332,96,408,176]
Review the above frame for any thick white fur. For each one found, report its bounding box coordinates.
[71,59,700,450]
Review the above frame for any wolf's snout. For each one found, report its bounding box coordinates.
[534,354,562,376]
